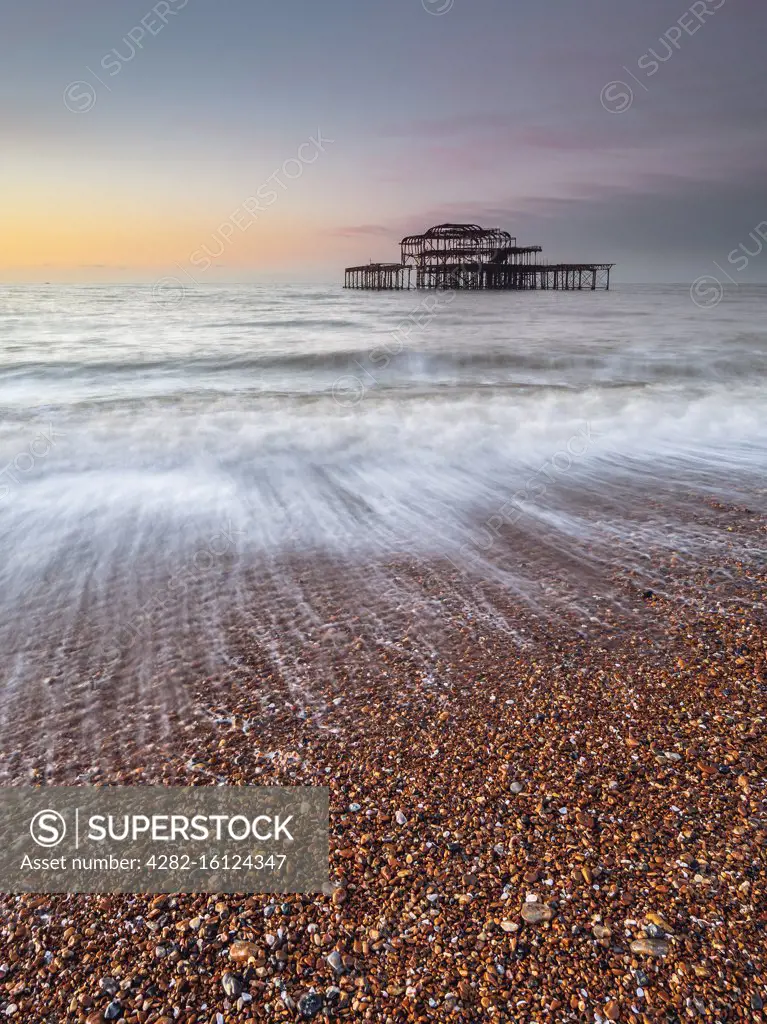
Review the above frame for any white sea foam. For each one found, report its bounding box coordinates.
[0,283,765,756]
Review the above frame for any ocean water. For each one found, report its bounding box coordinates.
[0,283,765,756]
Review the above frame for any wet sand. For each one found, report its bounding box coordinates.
[0,501,765,1023]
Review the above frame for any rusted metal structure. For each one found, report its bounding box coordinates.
[344,223,613,291]
[343,263,412,290]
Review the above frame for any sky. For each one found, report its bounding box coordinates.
[2,0,766,283]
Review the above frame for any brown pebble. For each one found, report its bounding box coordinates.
[630,938,670,957]
[521,903,554,925]
[229,940,260,964]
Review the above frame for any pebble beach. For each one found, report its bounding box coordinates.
[1,286,766,1021]
[1,523,765,1024]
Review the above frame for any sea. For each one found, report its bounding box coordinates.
[0,282,765,760]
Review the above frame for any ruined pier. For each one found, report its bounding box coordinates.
[344,223,613,291]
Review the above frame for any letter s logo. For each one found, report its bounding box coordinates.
[30,810,67,847]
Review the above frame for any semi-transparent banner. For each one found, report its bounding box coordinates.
[0,786,328,894]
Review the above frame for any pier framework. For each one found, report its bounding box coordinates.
[343,263,412,290]
[344,223,613,291]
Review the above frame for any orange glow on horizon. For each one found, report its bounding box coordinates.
[0,200,355,279]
